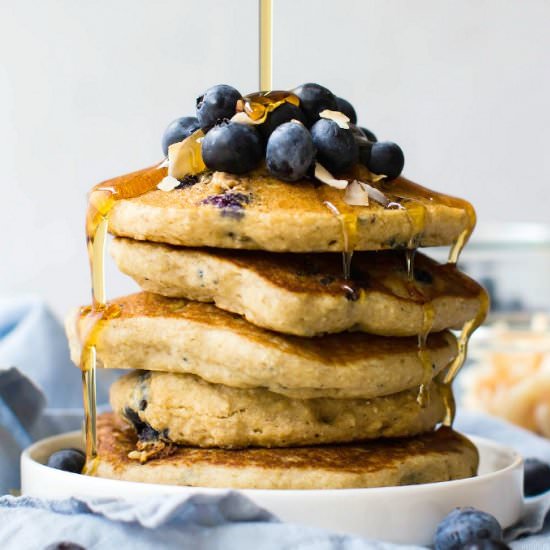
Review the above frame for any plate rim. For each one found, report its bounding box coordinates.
[21,429,523,496]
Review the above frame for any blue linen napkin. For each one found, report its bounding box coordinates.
[1,296,550,549]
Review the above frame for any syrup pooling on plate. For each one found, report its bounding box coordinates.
[80,165,166,469]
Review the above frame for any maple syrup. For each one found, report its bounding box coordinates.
[443,281,490,385]
[79,165,166,469]
[259,0,273,91]
[405,249,416,282]
[386,177,477,264]
[238,91,300,123]
[322,200,358,280]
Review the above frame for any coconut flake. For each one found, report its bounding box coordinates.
[360,180,391,206]
[314,163,349,190]
[157,158,169,168]
[344,180,369,206]
[231,112,263,125]
[344,179,391,207]
[319,109,350,129]
[157,175,180,192]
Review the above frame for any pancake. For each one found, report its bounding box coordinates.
[66,292,458,400]
[110,370,447,448]
[105,166,475,252]
[94,412,478,489]
[111,238,483,337]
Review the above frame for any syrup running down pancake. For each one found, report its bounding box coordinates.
[111,238,484,337]
[66,292,458,400]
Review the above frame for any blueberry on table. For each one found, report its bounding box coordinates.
[360,126,378,142]
[366,141,404,180]
[259,102,307,139]
[266,121,316,182]
[434,507,503,550]
[310,118,358,173]
[44,542,86,550]
[161,116,200,156]
[46,448,85,473]
[202,121,263,174]
[335,96,357,124]
[292,83,338,127]
[524,457,550,496]
[461,541,511,550]
[196,84,242,131]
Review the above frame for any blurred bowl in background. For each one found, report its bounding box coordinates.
[460,313,550,437]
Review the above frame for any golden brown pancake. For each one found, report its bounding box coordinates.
[66,292,458,400]
[94,412,479,489]
[110,370,447,448]
[105,166,475,252]
[111,238,483,337]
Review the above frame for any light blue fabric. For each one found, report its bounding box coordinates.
[1,297,550,548]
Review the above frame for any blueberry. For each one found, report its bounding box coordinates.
[434,507,503,550]
[259,102,307,140]
[266,121,316,182]
[461,541,511,550]
[44,543,86,550]
[310,118,358,173]
[360,126,378,142]
[366,141,404,180]
[46,448,85,474]
[196,84,242,131]
[335,96,357,124]
[201,121,263,174]
[350,125,372,165]
[202,192,251,210]
[161,116,200,156]
[292,83,338,127]
[524,457,550,496]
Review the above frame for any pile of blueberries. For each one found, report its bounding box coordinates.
[161,83,405,182]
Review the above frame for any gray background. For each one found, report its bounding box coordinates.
[1,0,549,317]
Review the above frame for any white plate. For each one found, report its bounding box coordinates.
[21,431,524,545]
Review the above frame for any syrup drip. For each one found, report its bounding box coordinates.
[439,380,456,427]
[387,177,477,265]
[238,91,300,123]
[443,283,490,385]
[80,165,166,471]
[405,249,416,282]
[401,251,435,408]
[416,302,436,407]
[322,200,358,280]
[259,0,273,91]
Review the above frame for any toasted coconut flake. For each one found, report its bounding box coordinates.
[157,175,180,192]
[167,129,206,179]
[314,162,348,190]
[344,180,370,206]
[231,112,263,125]
[359,180,391,206]
[319,109,350,129]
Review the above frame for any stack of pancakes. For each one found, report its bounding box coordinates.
[67,166,483,489]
